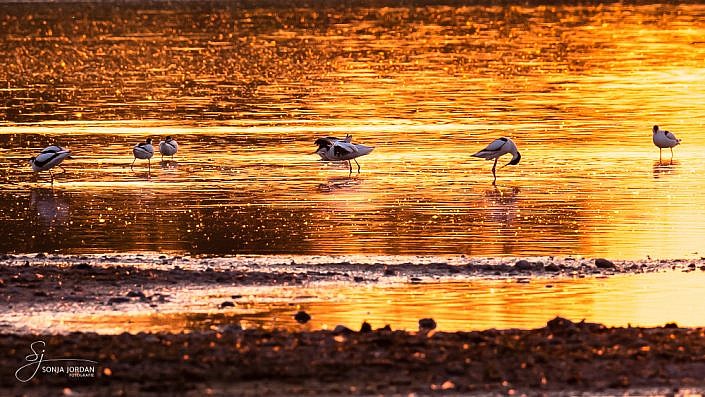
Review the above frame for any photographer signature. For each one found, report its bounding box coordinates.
[15,340,99,382]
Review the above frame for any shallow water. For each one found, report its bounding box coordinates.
[6,270,705,334]
[2,2,705,258]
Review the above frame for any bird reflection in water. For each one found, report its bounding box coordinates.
[317,176,362,193]
[160,160,179,169]
[30,188,69,229]
[483,185,521,226]
[653,160,679,179]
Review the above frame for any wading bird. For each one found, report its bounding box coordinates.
[131,138,154,170]
[29,145,71,185]
[159,136,178,160]
[472,137,521,185]
[314,135,373,174]
[652,125,681,162]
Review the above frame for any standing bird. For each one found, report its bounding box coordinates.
[652,125,681,162]
[314,135,374,174]
[159,136,178,160]
[131,138,154,170]
[472,137,521,185]
[29,145,71,185]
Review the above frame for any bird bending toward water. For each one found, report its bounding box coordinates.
[132,138,154,170]
[314,135,373,174]
[652,125,681,162]
[472,137,521,185]
[159,136,178,160]
[29,145,71,185]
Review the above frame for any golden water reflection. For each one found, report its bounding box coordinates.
[1,3,705,258]
[12,271,705,334]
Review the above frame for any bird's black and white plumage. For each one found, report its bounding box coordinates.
[472,137,521,185]
[131,138,154,170]
[159,136,178,160]
[652,125,681,161]
[314,135,373,173]
[29,145,71,184]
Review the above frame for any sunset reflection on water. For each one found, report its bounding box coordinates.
[12,271,705,334]
[1,2,705,259]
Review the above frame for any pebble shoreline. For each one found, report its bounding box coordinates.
[3,256,705,395]
[2,317,705,395]
[2,255,704,308]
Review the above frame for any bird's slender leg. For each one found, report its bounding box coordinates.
[347,160,352,174]
[49,170,54,185]
[659,148,662,162]
[161,154,164,161]
[354,159,361,173]
[131,158,136,170]
[148,158,151,172]
[491,158,498,185]
[670,147,674,158]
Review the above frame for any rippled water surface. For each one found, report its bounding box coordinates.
[2,2,705,258]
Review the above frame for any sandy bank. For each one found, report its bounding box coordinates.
[2,317,705,396]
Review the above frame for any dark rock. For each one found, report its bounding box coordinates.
[377,324,392,332]
[151,294,168,303]
[547,317,576,331]
[419,318,437,331]
[35,253,46,259]
[107,297,130,305]
[220,324,243,333]
[410,277,422,283]
[33,291,49,297]
[544,263,560,272]
[384,267,396,276]
[231,294,243,299]
[515,260,532,270]
[353,276,364,282]
[219,301,235,309]
[333,325,354,334]
[360,322,372,333]
[126,290,146,299]
[664,322,678,329]
[294,311,311,324]
[595,258,615,269]
[72,263,92,270]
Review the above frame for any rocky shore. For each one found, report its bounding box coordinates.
[3,256,705,395]
[2,255,703,307]
[2,317,705,396]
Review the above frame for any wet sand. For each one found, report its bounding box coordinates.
[3,254,702,308]
[3,256,705,395]
[3,318,705,396]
